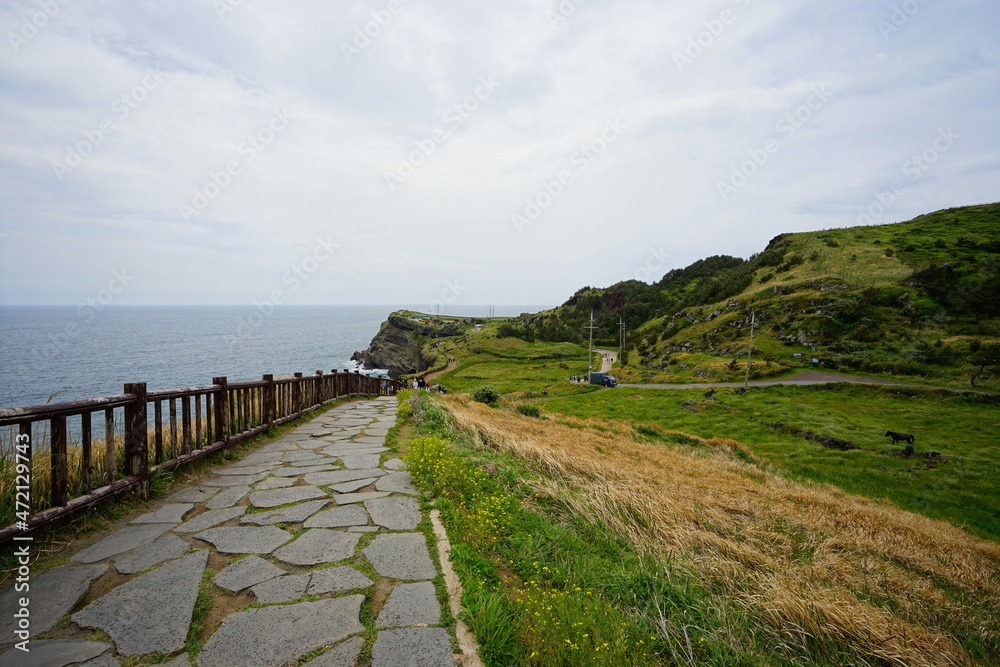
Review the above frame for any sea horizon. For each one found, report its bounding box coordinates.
[0,304,551,409]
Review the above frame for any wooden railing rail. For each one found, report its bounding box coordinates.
[0,369,402,544]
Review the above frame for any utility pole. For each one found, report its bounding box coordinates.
[743,310,756,388]
[618,318,626,368]
[586,310,597,375]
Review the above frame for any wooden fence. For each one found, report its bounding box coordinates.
[0,369,402,544]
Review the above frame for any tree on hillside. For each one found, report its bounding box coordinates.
[966,339,1000,388]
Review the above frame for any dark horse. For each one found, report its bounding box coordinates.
[885,430,915,445]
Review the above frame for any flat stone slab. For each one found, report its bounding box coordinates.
[281,450,325,462]
[307,566,374,594]
[73,550,209,656]
[335,491,391,505]
[377,581,441,628]
[330,478,377,493]
[241,500,329,526]
[293,439,331,450]
[197,596,364,667]
[0,564,107,636]
[214,555,285,592]
[175,506,247,533]
[249,486,328,508]
[79,651,121,666]
[290,456,339,467]
[164,486,220,503]
[74,524,172,563]
[383,458,407,470]
[349,526,380,533]
[251,574,310,603]
[372,627,452,667]
[339,454,381,469]
[230,452,284,466]
[365,497,421,531]
[0,640,112,667]
[201,473,267,487]
[256,441,300,452]
[321,446,389,457]
[272,530,361,565]
[270,464,337,477]
[375,472,418,496]
[195,526,293,554]
[304,504,369,529]
[304,636,364,667]
[115,534,190,574]
[354,435,385,445]
[254,477,295,490]
[304,468,386,486]
[364,533,437,580]
[205,485,251,510]
[131,503,194,524]
[214,464,276,476]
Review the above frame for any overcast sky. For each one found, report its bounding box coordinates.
[0,0,997,309]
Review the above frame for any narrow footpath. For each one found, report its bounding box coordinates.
[1,396,478,667]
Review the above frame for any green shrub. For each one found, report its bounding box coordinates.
[473,385,501,405]
[516,403,541,418]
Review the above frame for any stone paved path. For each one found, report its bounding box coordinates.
[1,397,470,667]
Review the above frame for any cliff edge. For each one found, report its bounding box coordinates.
[353,312,463,377]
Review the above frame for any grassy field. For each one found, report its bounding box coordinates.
[542,383,1000,542]
[431,326,598,397]
[400,390,1000,666]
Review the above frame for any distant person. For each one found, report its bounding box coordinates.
[411,378,419,390]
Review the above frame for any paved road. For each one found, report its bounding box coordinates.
[0,397,480,667]
[594,348,617,373]
[619,370,912,390]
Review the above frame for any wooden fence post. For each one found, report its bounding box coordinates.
[51,416,69,507]
[263,374,275,428]
[293,373,303,415]
[213,377,229,445]
[316,370,325,405]
[124,383,149,496]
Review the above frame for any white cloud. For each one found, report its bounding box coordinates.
[1,0,998,305]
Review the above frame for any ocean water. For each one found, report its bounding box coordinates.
[0,305,546,409]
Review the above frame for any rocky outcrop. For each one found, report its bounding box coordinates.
[354,313,462,378]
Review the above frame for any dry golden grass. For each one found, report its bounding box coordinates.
[441,395,1000,667]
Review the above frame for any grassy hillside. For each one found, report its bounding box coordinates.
[544,383,1000,543]
[399,390,1000,666]
[499,203,1000,390]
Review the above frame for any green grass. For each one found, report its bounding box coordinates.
[400,391,916,666]
[434,331,598,397]
[543,383,1000,542]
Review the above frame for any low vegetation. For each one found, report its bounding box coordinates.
[401,390,1000,666]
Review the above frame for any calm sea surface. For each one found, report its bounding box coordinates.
[0,305,546,409]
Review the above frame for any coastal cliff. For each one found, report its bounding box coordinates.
[353,312,463,377]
